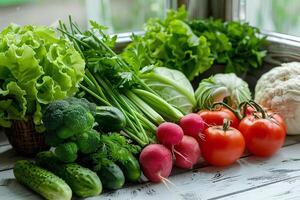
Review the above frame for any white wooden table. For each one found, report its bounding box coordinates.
[1,131,300,200]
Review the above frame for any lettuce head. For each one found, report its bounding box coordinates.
[0,24,85,131]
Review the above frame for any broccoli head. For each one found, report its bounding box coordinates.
[56,104,95,139]
[76,129,101,154]
[65,97,97,115]
[55,142,78,163]
[43,100,70,131]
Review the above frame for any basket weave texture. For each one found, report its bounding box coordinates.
[5,118,49,157]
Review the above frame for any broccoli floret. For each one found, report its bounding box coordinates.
[65,97,97,115]
[55,142,78,163]
[42,100,70,131]
[56,104,95,139]
[43,98,96,140]
[76,129,101,154]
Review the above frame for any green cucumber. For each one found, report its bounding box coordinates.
[36,151,102,198]
[119,153,141,182]
[14,160,72,200]
[94,106,126,132]
[96,161,125,190]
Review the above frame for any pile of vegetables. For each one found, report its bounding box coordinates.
[139,100,286,184]
[123,6,267,81]
[15,97,141,199]
[3,7,292,200]
[57,19,200,147]
[0,24,85,131]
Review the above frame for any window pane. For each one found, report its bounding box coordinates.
[245,0,300,37]
[0,0,87,30]
[0,0,169,34]
[87,0,169,34]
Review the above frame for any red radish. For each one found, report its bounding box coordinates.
[139,144,173,183]
[156,122,184,146]
[179,113,205,139]
[174,135,201,169]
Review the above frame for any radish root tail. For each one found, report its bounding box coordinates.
[173,148,193,165]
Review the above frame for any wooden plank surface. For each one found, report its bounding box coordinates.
[219,175,300,200]
[1,141,300,200]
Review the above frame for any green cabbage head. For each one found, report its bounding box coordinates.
[0,24,85,131]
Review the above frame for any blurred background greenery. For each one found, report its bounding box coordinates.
[0,0,168,33]
[246,0,300,37]
[0,0,299,36]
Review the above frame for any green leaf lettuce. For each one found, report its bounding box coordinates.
[0,24,85,130]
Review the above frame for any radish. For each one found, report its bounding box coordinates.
[139,144,173,183]
[179,113,205,138]
[174,135,201,169]
[156,122,184,146]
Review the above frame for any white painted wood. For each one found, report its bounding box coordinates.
[0,170,41,200]
[0,145,28,171]
[219,175,300,200]
[1,142,300,200]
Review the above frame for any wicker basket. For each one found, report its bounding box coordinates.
[5,117,49,157]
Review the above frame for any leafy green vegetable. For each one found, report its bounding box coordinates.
[195,73,252,109]
[123,6,213,81]
[0,24,85,130]
[123,6,267,79]
[140,67,196,114]
[189,18,267,74]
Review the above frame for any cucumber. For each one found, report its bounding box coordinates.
[36,151,102,198]
[119,153,141,182]
[14,160,72,200]
[96,161,125,190]
[94,106,126,132]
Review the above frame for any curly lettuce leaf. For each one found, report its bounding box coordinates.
[0,82,27,127]
[122,6,213,81]
[0,24,85,130]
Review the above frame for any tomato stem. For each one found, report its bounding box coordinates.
[248,100,267,119]
[223,119,231,131]
[212,102,243,120]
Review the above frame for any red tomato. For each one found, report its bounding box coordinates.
[198,108,239,129]
[199,125,245,167]
[238,114,286,157]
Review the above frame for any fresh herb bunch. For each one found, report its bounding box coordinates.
[189,18,267,74]
[122,6,213,81]
[58,18,184,146]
